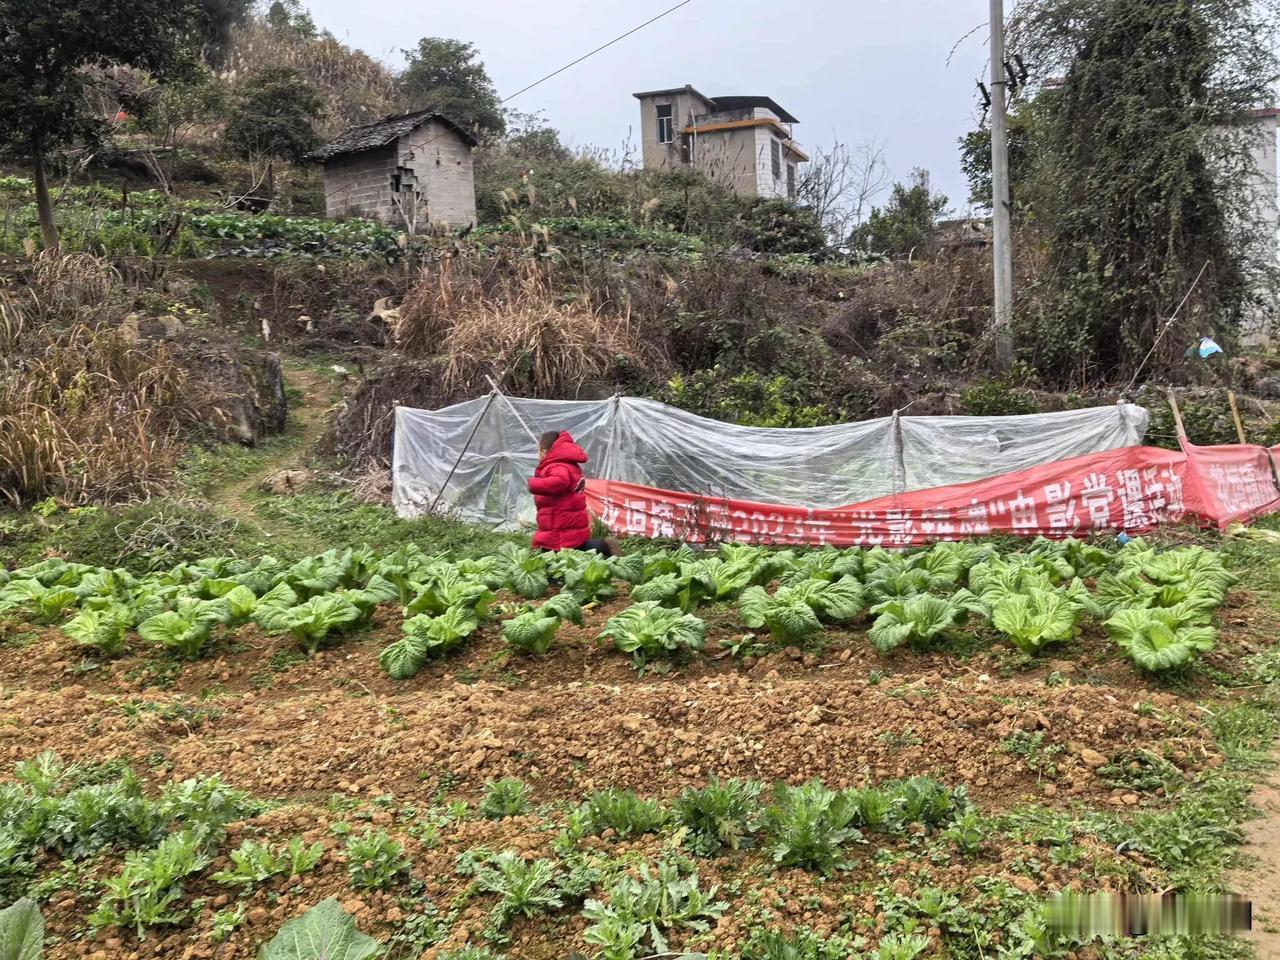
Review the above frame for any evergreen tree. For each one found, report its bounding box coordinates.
[401,38,505,136]
[225,68,324,162]
[851,170,950,258]
[0,0,221,247]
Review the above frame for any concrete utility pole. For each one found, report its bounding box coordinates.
[990,0,1015,370]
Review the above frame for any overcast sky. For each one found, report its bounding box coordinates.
[305,0,994,213]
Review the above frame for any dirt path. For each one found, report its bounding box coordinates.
[1236,765,1280,956]
[208,363,337,526]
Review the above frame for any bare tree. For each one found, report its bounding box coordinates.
[799,137,891,246]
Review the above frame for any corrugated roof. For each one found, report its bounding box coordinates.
[311,109,478,161]
[710,96,798,124]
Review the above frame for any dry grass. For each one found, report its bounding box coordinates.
[222,20,404,135]
[0,289,27,355]
[329,357,437,466]
[0,252,208,507]
[31,249,123,323]
[395,256,658,400]
[0,323,202,507]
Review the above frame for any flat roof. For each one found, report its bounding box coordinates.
[633,86,799,124]
[632,84,713,103]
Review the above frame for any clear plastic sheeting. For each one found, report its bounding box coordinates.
[392,395,1149,528]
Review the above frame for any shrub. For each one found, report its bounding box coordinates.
[732,199,829,256]
[395,259,659,400]
[0,320,202,507]
[3,500,250,574]
[960,378,1039,416]
[656,369,841,428]
[850,170,949,259]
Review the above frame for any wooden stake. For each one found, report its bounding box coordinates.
[1228,391,1247,445]
[1166,388,1187,440]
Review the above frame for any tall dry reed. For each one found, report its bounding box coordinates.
[394,256,657,399]
[1,254,204,506]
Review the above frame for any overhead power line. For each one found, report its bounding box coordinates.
[501,0,695,106]
[326,2,695,204]
[380,0,694,165]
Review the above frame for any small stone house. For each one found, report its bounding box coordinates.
[312,109,478,231]
[633,84,807,200]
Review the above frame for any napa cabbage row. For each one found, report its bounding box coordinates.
[0,544,630,666]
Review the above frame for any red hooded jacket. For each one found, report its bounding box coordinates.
[528,432,591,551]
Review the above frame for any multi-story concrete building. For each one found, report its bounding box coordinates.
[313,109,478,231]
[633,84,807,199]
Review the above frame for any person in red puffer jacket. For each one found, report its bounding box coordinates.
[528,431,618,555]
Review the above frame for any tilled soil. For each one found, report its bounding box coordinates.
[0,587,1269,959]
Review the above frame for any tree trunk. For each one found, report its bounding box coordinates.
[32,135,58,250]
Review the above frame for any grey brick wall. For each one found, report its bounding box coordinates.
[321,121,477,232]
[322,146,396,222]
[400,120,477,229]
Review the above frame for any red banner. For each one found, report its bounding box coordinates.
[585,443,1280,547]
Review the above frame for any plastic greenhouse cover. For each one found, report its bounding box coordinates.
[392,395,1149,529]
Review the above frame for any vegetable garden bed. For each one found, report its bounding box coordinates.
[0,532,1276,959]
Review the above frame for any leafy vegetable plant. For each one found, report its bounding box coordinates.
[479,778,532,819]
[258,898,382,960]
[345,829,410,891]
[990,584,1091,655]
[211,836,323,889]
[405,567,496,620]
[760,780,863,875]
[379,607,479,680]
[600,602,706,672]
[0,581,78,624]
[739,576,864,642]
[674,778,761,856]
[501,611,561,656]
[498,545,550,599]
[0,897,42,960]
[472,851,564,928]
[582,861,727,956]
[561,555,617,603]
[270,594,363,654]
[1105,607,1217,672]
[136,610,213,659]
[60,604,130,655]
[581,789,668,838]
[738,584,821,643]
[90,830,211,938]
[867,590,985,653]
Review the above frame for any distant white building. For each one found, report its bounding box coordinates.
[633,84,807,200]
